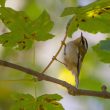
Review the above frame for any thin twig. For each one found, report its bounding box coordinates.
[55,58,66,66]
[42,33,67,73]
[0,60,110,99]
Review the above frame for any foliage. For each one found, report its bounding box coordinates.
[10,93,36,110]
[0,0,110,109]
[93,38,110,63]
[62,0,110,36]
[36,94,64,110]
[0,7,54,49]
[10,93,64,110]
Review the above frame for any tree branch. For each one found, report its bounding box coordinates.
[0,60,110,99]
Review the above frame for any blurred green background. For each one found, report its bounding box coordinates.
[0,0,110,110]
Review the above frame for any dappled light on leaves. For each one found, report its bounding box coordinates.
[86,9,102,17]
[86,6,110,18]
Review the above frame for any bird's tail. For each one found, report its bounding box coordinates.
[72,70,79,88]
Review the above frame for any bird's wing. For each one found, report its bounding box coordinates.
[77,51,82,76]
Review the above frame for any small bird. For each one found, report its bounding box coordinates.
[64,33,88,88]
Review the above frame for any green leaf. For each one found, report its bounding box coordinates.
[0,7,33,50]
[0,7,54,49]
[11,93,64,110]
[93,38,110,63]
[0,0,6,7]
[79,13,110,33]
[0,7,31,32]
[44,103,64,110]
[36,94,64,110]
[29,10,54,32]
[66,16,78,37]
[37,32,54,41]
[37,94,62,101]
[0,32,33,50]
[24,0,42,20]
[62,0,110,36]
[29,10,54,41]
[61,0,110,17]
[10,93,36,110]
[61,7,79,17]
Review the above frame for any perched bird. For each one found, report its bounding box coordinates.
[63,33,88,88]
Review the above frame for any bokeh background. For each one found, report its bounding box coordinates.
[0,0,110,110]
